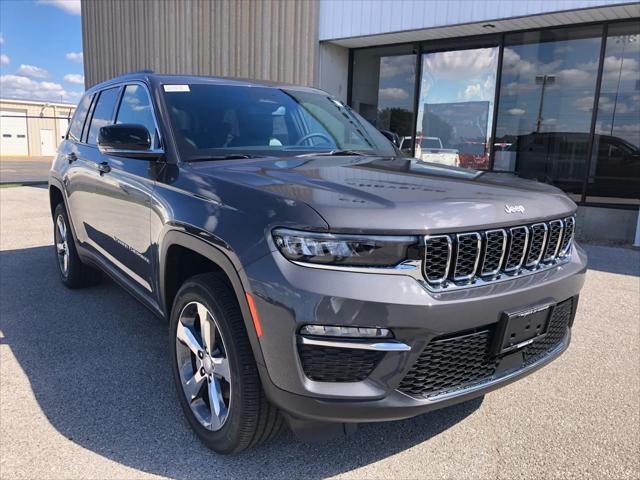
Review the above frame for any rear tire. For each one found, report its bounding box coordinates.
[53,202,102,289]
[170,273,284,453]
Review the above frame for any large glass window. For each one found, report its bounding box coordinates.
[493,26,603,198]
[587,23,640,205]
[87,87,121,145]
[162,84,396,160]
[352,46,416,153]
[116,84,158,148]
[415,46,499,169]
[67,93,93,142]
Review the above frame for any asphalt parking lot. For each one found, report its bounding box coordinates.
[1,185,639,480]
[0,156,52,184]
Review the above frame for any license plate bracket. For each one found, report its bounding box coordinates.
[494,304,553,354]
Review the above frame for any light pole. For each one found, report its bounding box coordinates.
[535,74,555,133]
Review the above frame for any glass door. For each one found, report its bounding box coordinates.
[415,46,499,169]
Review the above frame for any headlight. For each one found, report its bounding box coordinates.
[272,228,418,267]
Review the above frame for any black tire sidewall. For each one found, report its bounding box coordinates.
[53,203,81,285]
[169,276,255,453]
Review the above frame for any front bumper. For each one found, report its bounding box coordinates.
[243,243,587,422]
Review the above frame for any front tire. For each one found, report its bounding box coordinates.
[53,202,101,289]
[170,273,284,453]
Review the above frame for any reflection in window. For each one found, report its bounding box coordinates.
[494,26,603,198]
[116,84,157,148]
[415,47,498,169]
[587,23,640,205]
[352,46,416,153]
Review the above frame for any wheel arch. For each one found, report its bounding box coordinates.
[159,230,267,367]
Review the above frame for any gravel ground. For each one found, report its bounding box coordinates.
[1,186,639,480]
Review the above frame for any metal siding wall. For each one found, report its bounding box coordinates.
[319,0,635,40]
[82,0,319,88]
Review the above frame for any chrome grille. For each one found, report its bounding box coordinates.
[481,229,506,276]
[504,226,529,272]
[526,223,548,268]
[543,219,564,262]
[453,233,481,281]
[559,216,575,256]
[423,235,452,283]
[422,215,575,291]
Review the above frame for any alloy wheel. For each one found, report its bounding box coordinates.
[175,301,232,431]
[55,214,69,275]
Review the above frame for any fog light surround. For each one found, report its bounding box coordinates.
[300,324,392,338]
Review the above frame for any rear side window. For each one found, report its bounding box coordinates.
[116,84,157,147]
[86,87,120,145]
[67,93,93,142]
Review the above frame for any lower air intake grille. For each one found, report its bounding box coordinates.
[298,343,384,382]
[398,298,574,398]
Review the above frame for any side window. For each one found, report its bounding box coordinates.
[86,87,120,145]
[68,93,93,142]
[116,84,158,147]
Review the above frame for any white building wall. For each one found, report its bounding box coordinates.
[319,0,635,41]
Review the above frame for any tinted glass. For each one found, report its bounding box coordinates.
[162,84,396,159]
[68,93,93,142]
[116,84,157,147]
[494,26,603,198]
[416,47,499,169]
[352,45,416,154]
[87,87,120,145]
[587,23,640,205]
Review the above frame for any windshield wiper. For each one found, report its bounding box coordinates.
[187,154,259,162]
[296,149,368,157]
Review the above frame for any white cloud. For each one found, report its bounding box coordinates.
[38,0,81,15]
[0,74,82,102]
[64,73,84,85]
[460,76,495,101]
[462,84,482,100]
[65,51,83,63]
[506,108,526,116]
[424,48,498,80]
[0,54,9,65]
[16,64,49,78]
[378,87,409,100]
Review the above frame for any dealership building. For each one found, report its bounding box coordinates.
[0,98,75,156]
[81,0,639,242]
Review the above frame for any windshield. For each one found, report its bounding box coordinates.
[162,83,396,160]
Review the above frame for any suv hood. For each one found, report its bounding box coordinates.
[193,156,576,233]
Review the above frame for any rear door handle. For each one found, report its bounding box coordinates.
[97,161,111,174]
[66,152,77,164]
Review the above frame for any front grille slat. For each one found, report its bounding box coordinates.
[525,223,548,268]
[423,215,575,290]
[453,233,481,281]
[398,298,574,397]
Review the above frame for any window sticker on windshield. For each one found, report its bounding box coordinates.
[163,85,190,92]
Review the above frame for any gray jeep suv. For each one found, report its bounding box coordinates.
[49,72,587,453]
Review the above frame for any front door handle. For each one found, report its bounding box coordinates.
[97,161,111,174]
[66,152,77,164]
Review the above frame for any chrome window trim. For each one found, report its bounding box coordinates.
[504,226,530,273]
[452,232,481,282]
[423,235,452,284]
[480,229,507,277]
[525,222,548,268]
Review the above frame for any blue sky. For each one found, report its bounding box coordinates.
[0,0,84,104]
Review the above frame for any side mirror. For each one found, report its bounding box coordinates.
[379,129,401,147]
[98,124,163,159]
